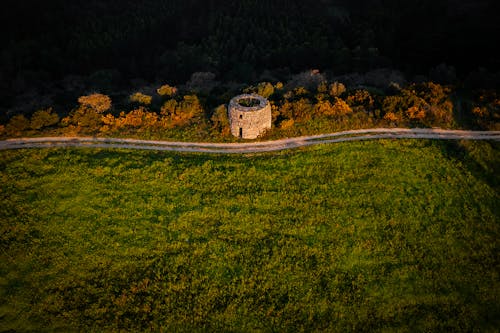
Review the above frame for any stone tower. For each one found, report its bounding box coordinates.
[228,94,272,139]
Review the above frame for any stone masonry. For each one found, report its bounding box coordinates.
[228,94,272,139]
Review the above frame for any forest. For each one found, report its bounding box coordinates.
[1,0,499,136]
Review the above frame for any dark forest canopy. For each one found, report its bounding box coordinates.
[1,0,499,110]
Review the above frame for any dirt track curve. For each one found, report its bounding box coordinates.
[1,128,499,154]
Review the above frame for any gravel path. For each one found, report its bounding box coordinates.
[1,128,499,154]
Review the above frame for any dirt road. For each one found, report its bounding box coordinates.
[1,128,499,154]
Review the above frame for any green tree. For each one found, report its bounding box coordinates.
[211,104,230,135]
[6,115,30,136]
[30,108,59,130]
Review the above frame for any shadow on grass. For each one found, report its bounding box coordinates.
[437,140,500,192]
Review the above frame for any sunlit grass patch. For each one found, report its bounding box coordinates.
[1,140,499,331]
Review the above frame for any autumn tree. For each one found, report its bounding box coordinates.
[346,90,375,112]
[63,94,112,132]
[279,98,314,121]
[129,92,152,106]
[210,104,230,135]
[30,108,59,130]
[329,82,346,97]
[5,115,30,136]
[157,84,178,97]
[160,95,204,127]
[330,97,353,116]
[78,93,112,113]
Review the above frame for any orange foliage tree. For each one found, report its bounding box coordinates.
[160,95,204,127]
[157,84,178,97]
[78,93,112,113]
[129,92,152,106]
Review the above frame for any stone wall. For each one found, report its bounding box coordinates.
[228,94,272,139]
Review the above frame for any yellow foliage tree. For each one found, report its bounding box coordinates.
[406,106,426,120]
[129,92,152,105]
[78,93,112,113]
[160,95,204,127]
[384,112,400,122]
[331,97,353,116]
[157,84,178,97]
[346,90,374,111]
[329,82,346,97]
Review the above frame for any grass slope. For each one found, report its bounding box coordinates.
[1,140,499,332]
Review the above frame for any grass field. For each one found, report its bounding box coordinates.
[1,140,499,332]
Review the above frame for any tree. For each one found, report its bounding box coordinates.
[78,93,112,113]
[157,84,178,97]
[160,95,204,126]
[346,90,374,112]
[329,82,346,97]
[129,92,152,106]
[256,82,275,98]
[30,107,59,130]
[210,104,230,135]
[6,115,30,136]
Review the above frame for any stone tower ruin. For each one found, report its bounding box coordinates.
[228,94,272,139]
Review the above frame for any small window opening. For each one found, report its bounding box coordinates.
[239,127,243,138]
[239,114,243,119]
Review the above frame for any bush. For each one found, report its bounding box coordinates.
[160,95,204,127]
[210,104,230,135]
[346,90,374,112]
[257,82,275,98]
[30,108,59,130]
[66,107,103,131]
[329,82,346,97]
[331,97,353,116]
[5,115,30,136]
[279,98,314,121]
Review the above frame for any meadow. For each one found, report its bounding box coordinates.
[1,139,499,332]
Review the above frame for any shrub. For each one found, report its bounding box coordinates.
[69,107,103,130]
[279,98,314,121]
[329,82,346,97]
[331,97,353,116]
[279,118,295,129]
[346,90,374,111]
[5,115,30,136]
[210,104,230,135]
[384,112,400,122]
[118,108,159,129]
[30,108,59,130]
[406,106,426,120]
[160,95,204,127]
[257,82,275,98]
[314,100,334,116]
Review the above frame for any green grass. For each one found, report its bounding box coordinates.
[1,140,499,332]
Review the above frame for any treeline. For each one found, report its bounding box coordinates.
[2,0,499,116]
[2,71,498,140]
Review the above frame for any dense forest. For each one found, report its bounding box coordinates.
[1,0,499,132]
